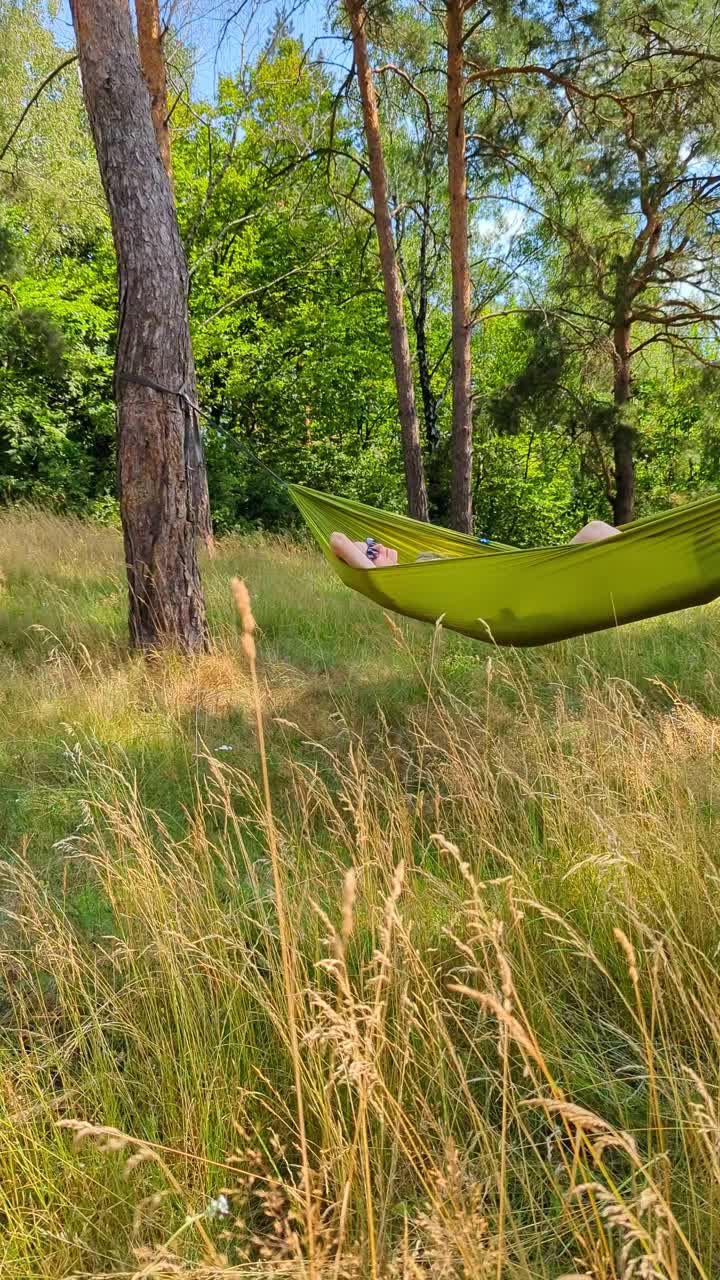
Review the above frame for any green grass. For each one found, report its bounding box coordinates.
[2,507,720,1277]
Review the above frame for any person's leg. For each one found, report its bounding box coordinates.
[330,532,398,568]
[331,523,620,565]
[570,519,620,545]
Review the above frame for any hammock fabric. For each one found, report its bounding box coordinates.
[289,484,720,647]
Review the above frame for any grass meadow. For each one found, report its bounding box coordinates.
[2,508,720,1277]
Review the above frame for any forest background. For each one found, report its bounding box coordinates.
[4,0,720,547]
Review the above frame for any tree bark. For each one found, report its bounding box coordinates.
[133,0,214,552]
[133,0,171,179]
[612,320,635,524]
[70,0,208,653]
[447,0,474,534]
[346,0,429,521]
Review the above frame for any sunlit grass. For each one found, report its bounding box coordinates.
[1,506,720,1276]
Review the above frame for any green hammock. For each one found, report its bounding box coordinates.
[289,484,720,647]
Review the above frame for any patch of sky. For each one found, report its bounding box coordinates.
[48,0,347,102]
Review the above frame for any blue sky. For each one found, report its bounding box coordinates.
[51,0,339,101]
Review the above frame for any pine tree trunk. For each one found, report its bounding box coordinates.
[70,0,208,653]
[133,0,214,553]
[133,0,171,178]
[612,321,635,525]
[447,0,473,534]
[346,0,429,521]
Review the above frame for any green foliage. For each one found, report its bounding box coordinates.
[0,250,115,507]
[0,6,114,512]
[179,38,410,529]
[485,314,570,435]
[2,6,720,540]
[0,0,105,256]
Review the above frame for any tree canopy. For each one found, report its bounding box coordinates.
[2,0,720,544]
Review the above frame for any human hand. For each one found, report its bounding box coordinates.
[367,540,398,567]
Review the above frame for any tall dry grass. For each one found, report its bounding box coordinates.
[1,510,720,1276]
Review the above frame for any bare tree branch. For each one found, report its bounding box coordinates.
[0,54,78,163]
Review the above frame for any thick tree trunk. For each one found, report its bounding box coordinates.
[346,0,429,521]
[612,320,635,525]
[133,0,214,552]
[70,0,208,653]
[447,0,473,534]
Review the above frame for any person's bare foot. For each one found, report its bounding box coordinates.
[330,532,398,568]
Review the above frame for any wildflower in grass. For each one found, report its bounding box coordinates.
[206,1193,230,1219]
